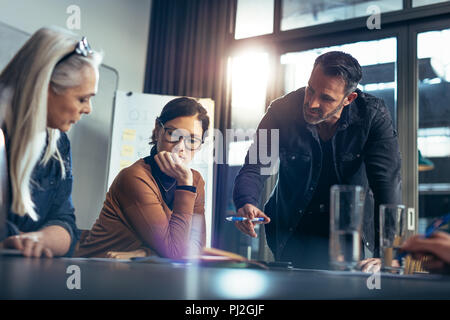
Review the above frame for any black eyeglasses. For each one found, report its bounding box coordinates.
[57,37,93,64]
[157,118,203,150]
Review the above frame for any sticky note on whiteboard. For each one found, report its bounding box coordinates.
[119,160,133,170]
[121,145,135,157]
[122,129,136,141]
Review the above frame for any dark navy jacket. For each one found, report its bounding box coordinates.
[233,87,402,259]
[5,131,78,256]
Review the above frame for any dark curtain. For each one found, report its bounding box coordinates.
[144,0,236,247]
[145,0,234,129]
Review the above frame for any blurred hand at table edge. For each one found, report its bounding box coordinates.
[358,258,382,273]
[106,247,249,261]
[2,232,53,258]
[1,225,71,258]
[234,203,271,238]
[400,231,450,274]
[107,248,149,260]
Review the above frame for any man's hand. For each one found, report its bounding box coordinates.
[400,232,450,273]
[234,204,271,238]
[2,232,53,258]
[358,258,381,273]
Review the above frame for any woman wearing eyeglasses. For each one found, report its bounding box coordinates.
[0,27,102,257]
[75,97,209,259]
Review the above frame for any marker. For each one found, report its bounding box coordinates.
[225,216,265,222]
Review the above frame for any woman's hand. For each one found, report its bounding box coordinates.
[106,248,148,260]
[2,232,53,258]
[154,151,193,186]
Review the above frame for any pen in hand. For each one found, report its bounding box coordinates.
[397,213,450,260]
[225,216,265,222]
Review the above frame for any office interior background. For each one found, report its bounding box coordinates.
[1,0,450,261]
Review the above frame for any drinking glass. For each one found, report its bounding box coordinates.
[380,204,406,274]
[329,185,365,271]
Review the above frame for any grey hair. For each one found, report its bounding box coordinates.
[0,26,103,220]
[313,51,362,95]
[50,51,102,95]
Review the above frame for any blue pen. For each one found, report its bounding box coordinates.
[225,216,265,222]
[424,213,450,238]
[397,213,450,261]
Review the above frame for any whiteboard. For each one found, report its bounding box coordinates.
[108,91,215,246]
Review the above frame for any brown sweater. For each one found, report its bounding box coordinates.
[74,159,206,259]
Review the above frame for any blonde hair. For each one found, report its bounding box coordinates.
[0,26,103,221]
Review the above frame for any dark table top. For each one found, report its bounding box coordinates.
[1,253,450,300]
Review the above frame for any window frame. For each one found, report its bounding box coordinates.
[214,1,450,246]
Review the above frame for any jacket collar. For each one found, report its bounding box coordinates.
[337,88,365,130]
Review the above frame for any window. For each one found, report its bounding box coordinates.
[215,51,271,258]
[417,28,450,232]
[419,127,450,158]
[220,0,450,257]
[235,0,274,39]
[230,52,270,131]
[281,37,398,127]
[413,0,450,7]
[281,0,402,31]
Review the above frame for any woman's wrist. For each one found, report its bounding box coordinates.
[176,177,193,186]
[176,169,193,186]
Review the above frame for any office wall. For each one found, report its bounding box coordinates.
[0,0,152,92]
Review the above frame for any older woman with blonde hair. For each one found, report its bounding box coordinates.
[0,26,102,257]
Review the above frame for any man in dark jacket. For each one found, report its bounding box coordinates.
[233,51,402,271]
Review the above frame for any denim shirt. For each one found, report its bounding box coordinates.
[233,87,402,259]
[5,131,79,256]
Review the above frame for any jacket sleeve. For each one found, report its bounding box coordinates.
[188,174,206,256]
[115,169,198,259]
[233,103,280,211]
[41,134,79,257]
[5,220,20,238]
[364,99,402,254]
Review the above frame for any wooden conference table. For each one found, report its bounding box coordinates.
[1,252,450,300]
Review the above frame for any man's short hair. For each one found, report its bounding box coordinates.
[313,51,362,94]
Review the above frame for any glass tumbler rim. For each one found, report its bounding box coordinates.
[330,184,363,192]
[379,204,406,210]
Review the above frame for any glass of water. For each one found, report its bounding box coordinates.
[329,185,365,271]
[380,204,406,274]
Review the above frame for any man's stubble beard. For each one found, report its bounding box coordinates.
[303,100,345,125]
